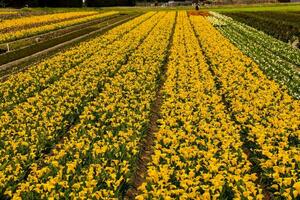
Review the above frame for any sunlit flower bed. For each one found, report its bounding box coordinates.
[0,10,299,199]
[0,11,117,43]
[209,12,300,99]
[0,12,165,197]
[191,15,300,199]
[137,11,263,199]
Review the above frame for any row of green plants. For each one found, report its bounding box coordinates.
[223,11,300,47]
[209,12,300,100]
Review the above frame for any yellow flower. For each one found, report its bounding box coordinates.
[294,182,300,193]
[203,191,211,200]
[4,190,12,197]
[135,195,145,200]
[44,182,55,192]
[66,162,77,174]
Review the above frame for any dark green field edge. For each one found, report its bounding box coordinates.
[223,12,300,46]
[220,22,300,67]
[0,14,124,66]
[0,14,139,79]
[0,13,119,52]
[0,13,159,198]
[231,11,300,27]
[216,22,300,100]
[246,11,300,25]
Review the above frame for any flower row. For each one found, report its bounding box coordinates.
[137,11,262,200]
[6,11,176,199]
[0,11,118,43]
[208,12,300,66]
[0,12,154,115]
[209,12,300,99]
[191,15,300,199]
[0,11,97,32]
[0,11,18,16]
[0,12,164,195]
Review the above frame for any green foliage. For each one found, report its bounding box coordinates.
[206,3,300,12]
[224,12,300,44]
[3,0,83,8]
[85,0,136,7]
[42,0,83,7]
[212,12,300,99]
[3,0,24,8]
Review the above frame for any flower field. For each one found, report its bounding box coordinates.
[0,9,299,199]
[0,11,118,43]
[0,11,18,16]
[208,12,300,99]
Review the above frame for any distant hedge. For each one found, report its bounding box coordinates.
[41,0,83,7]
[2,0,83,8]
[2,0,26,7]
[85,0,136,7]
[2,0,137,7]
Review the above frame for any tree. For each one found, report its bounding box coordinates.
[0,0,7,7]
[43,0,83,7]
[4,0,25,8]
[85,0,135,7]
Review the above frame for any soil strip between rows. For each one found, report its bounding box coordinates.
[125,11,178,200]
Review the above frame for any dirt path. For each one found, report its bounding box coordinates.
[125,12,178,200]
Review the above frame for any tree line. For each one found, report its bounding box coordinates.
[1,0,136,8]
